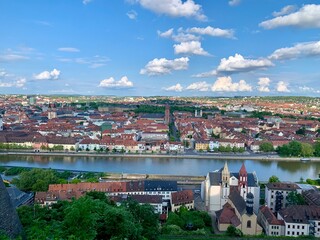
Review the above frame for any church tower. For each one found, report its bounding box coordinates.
[221,162,230,187]
[221,162,230,207]
[238,163,248,198]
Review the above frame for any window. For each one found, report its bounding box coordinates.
[287,231,290,235]
[288,225,290,228]
[293,225,295,229]
[302,226,304,229]
[297,225,300,229]
[247,220,251,228]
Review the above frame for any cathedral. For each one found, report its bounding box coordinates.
[202,162,260,213]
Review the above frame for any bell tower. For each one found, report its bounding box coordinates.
[238,163,248,198]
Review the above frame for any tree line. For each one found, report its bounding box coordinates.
[259,141,320,157]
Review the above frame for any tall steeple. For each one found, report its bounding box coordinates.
[221,162,230,185]
[238,163,248,196]
[0,175,24,238]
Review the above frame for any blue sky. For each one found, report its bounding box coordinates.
[0,0,320,96]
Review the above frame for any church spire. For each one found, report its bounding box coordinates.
[221,161,230,184]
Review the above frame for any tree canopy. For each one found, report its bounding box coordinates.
[18,194,160,240]
[268,175,280,183]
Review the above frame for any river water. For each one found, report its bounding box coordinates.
[0,155,319,182]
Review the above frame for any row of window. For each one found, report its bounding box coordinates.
[287,231,304,236]
[288,224,305,230]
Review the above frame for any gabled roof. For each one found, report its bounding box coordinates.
[171,190,194,205]
[279,205,320,224]
[229,191,246,215]
[216,202,241,227]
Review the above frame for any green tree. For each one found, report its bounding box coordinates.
[268,175,280,183]
[63,197,100,240]
[300,143,314,157]
[11,168,59,191]
[226,225,243,237]
[314,142,320,157]
[259,142,274,152]
[286,192,306,206]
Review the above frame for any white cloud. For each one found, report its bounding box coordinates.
[157,28,174,38]
[269,41,320,60]
[258,77,271,92]
[272,5,297,17]
[174,41,209,56]
[192,70,217,78]
[260,4,320,29]
[140,57,189,76]
[0,78,26,88]
[299,86,320,93]
[133,0,207,21]
[229,0,241,6]
[164,83,183,92]
[158,28,200,42]
[58,47,80,52]
[276,81,290,92]
[58,55,109,68]
[211,76,252,92]
[216,54,273,74]
[99,76,133,88]
[83,0,93,5]
[34,69,61,80]
[127,10,138,20]
[0,54,29,62]
[186,81,210,91]
[187,26,234,39]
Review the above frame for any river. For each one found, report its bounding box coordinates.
[1,155,320,182]
[0,155,320,181]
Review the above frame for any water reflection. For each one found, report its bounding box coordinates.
[0,155,320,182]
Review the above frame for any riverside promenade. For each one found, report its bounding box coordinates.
[0,151,319,162]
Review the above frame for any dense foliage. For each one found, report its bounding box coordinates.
[18,193,159,240]
[12,168,60,192]
[268,175,280,183]
[259,142,274,152]
[286,192,306,206]
[277,141,319,157]
[162,206,211,236]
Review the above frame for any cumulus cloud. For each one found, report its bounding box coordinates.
[164,83,183,92]
[133,0,207,21]
[186,81,210,91]
[212,76,252,92]
[158,28,200,42]
[260,4,320,29]
[140,57,189,76]
[272,5,297,17]
[187,26,234,39]
[174,41,209,56]
[269,41,320,60]
[229,0,241,6]
[216,54,273,74]
[157,28,174,38]
[99,76,133,88]
[127,10,138,20]
[58,47,80,52]
[34,69,61,80]
[258,77,271,92]
[276,81,290,92]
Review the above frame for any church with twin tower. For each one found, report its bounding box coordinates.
[202,162,260,213]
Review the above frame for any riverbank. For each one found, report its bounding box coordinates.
[0,151,319,162]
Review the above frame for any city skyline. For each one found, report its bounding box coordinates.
[0,0,320,96]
